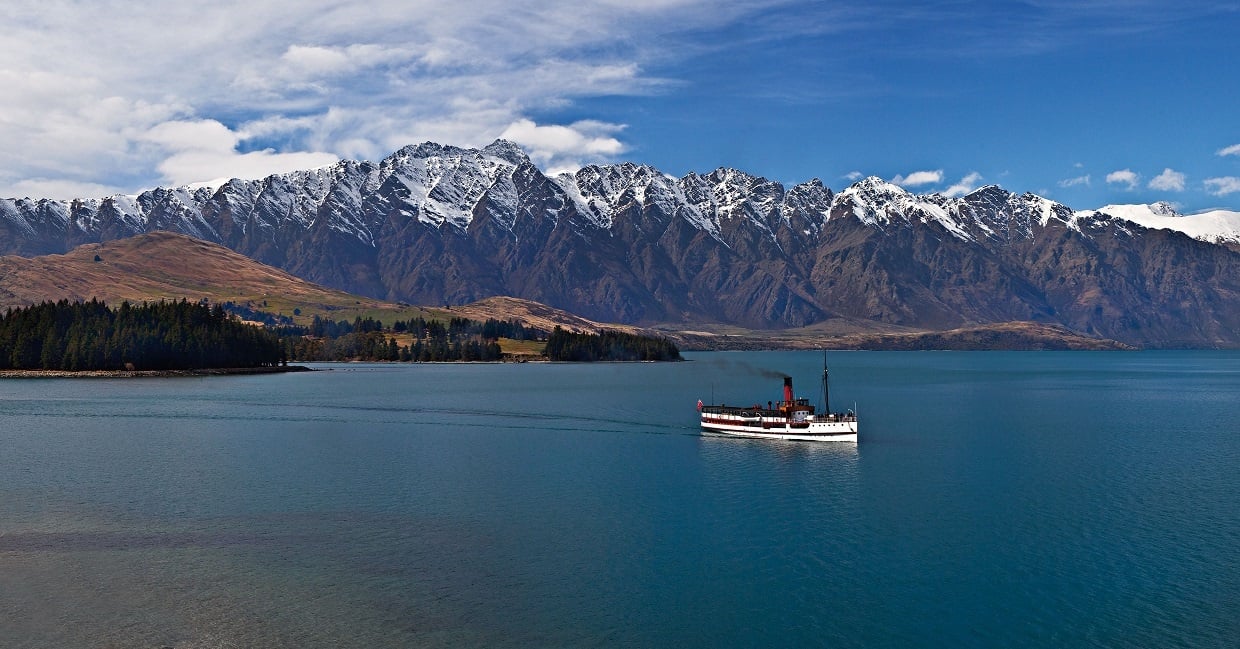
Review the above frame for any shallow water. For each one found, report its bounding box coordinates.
[2,352,1238,647]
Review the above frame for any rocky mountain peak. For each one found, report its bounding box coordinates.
[481,139,533,165]
[963,184,1010,204]
[842,175,910,200]
[1150,201,1180,217]
[391,141,466,161]
[784,178,832,210]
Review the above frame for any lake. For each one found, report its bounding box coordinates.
[1,351,1238,648]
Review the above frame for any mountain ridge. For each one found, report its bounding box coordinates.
[3,140,1240,347]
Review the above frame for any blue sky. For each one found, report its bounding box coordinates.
[3,1,1238,211]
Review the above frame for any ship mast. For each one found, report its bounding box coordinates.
[822,351,830,414]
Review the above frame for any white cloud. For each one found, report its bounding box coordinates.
[1217,143,1240,157]
[0,0,761,196]
[1148,168,1186,192]
[282,45,354,76]
[843,171,863,181]
[3,179,126,201]
[138,119,339,187]
[499,119,627,174]
[143,120,240,154]
[891,169,943,187]
[262,44,416,90]
[158,149,340,188]
[1106,169,1140,190]
[941,172,983,198]
[1058,174,1091,188]
[1204,176,1240,196]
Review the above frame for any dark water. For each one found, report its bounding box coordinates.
[2,352,1238,648]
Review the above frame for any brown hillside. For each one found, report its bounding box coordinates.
[0,232,413,321]
[449,296,647,336]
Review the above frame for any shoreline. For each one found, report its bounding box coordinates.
[0,366,313,379]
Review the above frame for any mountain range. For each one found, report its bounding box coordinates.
[3,140,1240,348]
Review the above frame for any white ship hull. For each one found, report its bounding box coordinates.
[699,413,858,442]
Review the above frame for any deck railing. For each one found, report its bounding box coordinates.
[700,405,856,422]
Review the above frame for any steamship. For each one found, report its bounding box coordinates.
[697,365,858,442]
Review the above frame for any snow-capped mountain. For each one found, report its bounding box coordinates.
[1080,203,1240,248]
[3,140,1240,347]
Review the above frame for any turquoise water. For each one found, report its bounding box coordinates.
[1,352,1238,647]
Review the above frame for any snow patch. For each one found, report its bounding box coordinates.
[386,148,518,230]
[837,176,976,241]
[1086,203,1240,245]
